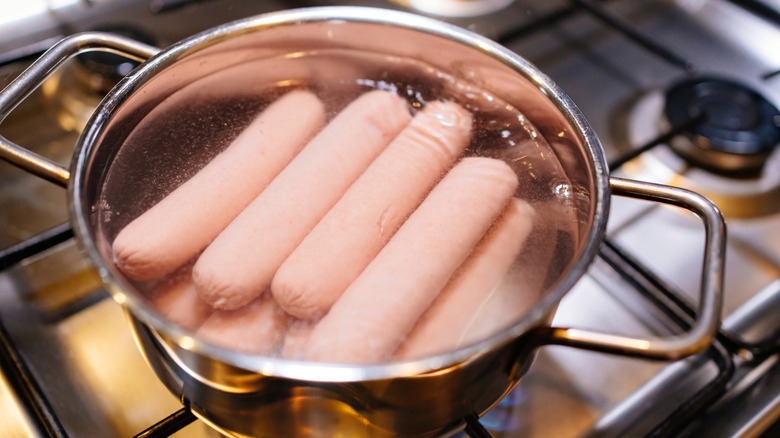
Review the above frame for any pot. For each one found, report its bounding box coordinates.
[0,7,726,437]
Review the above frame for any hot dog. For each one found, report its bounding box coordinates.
[280,319,315,360]
[196,292,288,355]
[395,198,535,360]
[301,157,519,364]
[193,90,412,310]
[146,267,214,331]
[463,198,576,344]
[272,100,472,319]
[112,90,326,281]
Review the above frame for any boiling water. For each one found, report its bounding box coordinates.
[99,49,580,362]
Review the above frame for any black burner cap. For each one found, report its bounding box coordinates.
[664,77,780,175]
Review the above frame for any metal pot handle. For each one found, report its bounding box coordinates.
[534,176,726,360]
[0,32,159,187]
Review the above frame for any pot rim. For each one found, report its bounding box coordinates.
[69,6,610,382]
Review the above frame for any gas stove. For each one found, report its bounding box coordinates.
[0,0,779,437]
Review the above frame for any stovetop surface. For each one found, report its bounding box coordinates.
[1,0,780,437]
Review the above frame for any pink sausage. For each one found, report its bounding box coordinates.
[112,90,326,281]
[272,101,473,319]
[193,90,412,310]
[196,292,288,355]
[463,199,568,344]
[395,199,534,360]
[280,319,315,360]
[147,273,214,331]
[302,157,519,364]
[456,264,539,346]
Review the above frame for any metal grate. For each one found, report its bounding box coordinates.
[133,408,197,438]
[0,226,70,438]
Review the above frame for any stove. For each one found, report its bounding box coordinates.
[1,0,779,437]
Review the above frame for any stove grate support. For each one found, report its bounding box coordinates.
[723,0,780,28]
[0,319,68,438]
[608,115,703,171]
[496,4,584,46]
[603,236,780,359]
[599,239,736,438]
[566,0,695,72]
[761,68,780,80]
[465,414,495,438]
[132,407,197,438]
[0,223,73,271]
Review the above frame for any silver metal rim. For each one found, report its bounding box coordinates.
[69,6,610,382]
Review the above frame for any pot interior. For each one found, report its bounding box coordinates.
[71,7,608,378]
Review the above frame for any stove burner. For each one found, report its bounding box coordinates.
[664,77,780,176]
[615,88,780,219]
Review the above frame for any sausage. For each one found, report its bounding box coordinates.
[196,292,288,355]
[456,260,539,347]
[280,319,315,360]
[193,90,412,310]
[271,100,473,319]
[146,266,214,330]
[301,157,519,364]
[112,90,326,281]
[394,198,535,360]
[149,279,214,331]
[464,198,574,344]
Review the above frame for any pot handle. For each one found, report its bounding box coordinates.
[533,176,726,360]
[0,32,159,187]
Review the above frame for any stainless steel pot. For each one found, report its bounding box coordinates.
[0,7,726,438]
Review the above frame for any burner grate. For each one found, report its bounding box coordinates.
[0,223,73,271]
[566,0,695,72]
[133,408,197,438]
[598,239,735,438]
[0,315,67,437]
[724,0,780,27]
